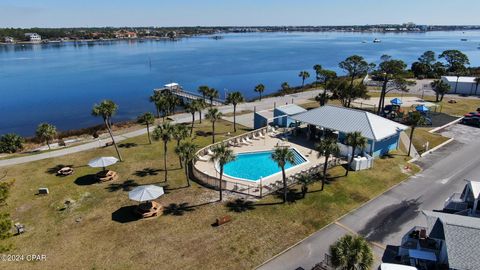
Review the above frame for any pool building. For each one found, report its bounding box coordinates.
[290,105,408,157]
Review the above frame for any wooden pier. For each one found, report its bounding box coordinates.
[154,83,225,106]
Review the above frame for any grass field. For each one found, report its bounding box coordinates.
[1,119,419,270]
[424,97,480,117]
[407,127,451,154]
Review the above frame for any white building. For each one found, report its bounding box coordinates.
[441,76,480,96]
[4,36,14,43]
[24,33,42,42]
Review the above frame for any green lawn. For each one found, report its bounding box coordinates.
[1,119,419,270]
[408,128,450,154]
[423,97,480,117]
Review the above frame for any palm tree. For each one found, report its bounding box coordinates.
[92,100,123,161]
[313,64,323,87]
[225,91,245,132]
[149,91,163,118]
[175,141,199,187]
[281,82,290,95]
[209,144,236,201]
[185,102,197,136]
[254,84,265,101]
[330,234,373,270]
[407,111,426,157]
[205,108,223,144]
[137,112,155,144]
[474,77,480,95]
[172,124,190,168]
[345,131,368,176]
[152,122,174,182]
[297,174,314,198]
[299,71,310,88]
[195,99,206,124]
[315,137,340,191]
[206,88,219,107]
[198,85,210,100]
[430,80,451,102]
[36,123,57,150]
[271,146,295,203]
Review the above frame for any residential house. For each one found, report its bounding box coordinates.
[24,33,41,42]
[444,180,480,216]
[399,210,480,270]
[4,36,14,43]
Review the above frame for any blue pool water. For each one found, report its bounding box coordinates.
[223,149,307,181]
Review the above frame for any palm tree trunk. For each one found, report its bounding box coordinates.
[408,127,415,157]
[454,76,459,93]
[190,113,195,136]
[177,140,182,168]
[155,106,160,118]
[212,121,215,144]
[346,146,356,176]
[198,111,202,124]
[233,104,237,132]
[301,185,307,198]
[46,139,51,150]
[163,141,168,182]
[321,155,330,191]
[105,120,123,161]
[260,92,262,101]
[219,167,223,201]
[146,123,152,144]
[475,84,479,95]
[184,161,190,187]
[282,167,287,203]
[302,78,305,88]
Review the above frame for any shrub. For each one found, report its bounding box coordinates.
[0,133,25,153]
[0,213,12,240]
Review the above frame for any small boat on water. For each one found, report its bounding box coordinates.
[373,38,381,43]
[362,40,367,43]
[461,38,468,41]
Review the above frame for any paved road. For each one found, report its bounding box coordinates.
[258,124,480,270]
[0,90,321,168]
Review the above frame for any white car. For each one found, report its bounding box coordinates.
[380,263,418,270]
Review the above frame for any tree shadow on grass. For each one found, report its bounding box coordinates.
[133,168,161,177]
[112,205,141,223]
[105,179,139,192]
[273,188,303,203]
[195,130,212,137]
[163,203,195,216]
[118,143,138,148]
[74,174,97,186]
[46,164,74,175]
[226,199,256,213]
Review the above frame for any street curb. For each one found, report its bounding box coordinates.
[255,162,420,270]
[429,118,463,133]
[420,138,454,157]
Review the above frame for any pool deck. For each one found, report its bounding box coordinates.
[194,131,326,196]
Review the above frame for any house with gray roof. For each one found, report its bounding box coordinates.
[253,104,307,129]
[399,210,480,269]
[289,105,408,157]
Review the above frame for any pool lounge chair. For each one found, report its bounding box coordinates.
[207,148,214,155]
[198,155,209,161]
[245,137,253,144]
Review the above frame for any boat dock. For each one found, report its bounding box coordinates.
[154,83,225,106]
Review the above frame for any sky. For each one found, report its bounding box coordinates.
[1,0,480,28]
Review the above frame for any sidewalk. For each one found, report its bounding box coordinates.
[0,90,322,168]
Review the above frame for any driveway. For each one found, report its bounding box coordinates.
[258,124,480,270]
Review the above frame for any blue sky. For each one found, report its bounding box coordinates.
[1,0,480,28]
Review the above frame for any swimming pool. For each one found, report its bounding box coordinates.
[222,149,307,181]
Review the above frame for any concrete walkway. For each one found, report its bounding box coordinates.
[0,90,322,168]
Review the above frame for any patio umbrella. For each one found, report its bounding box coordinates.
[88,156,119,171]
[415,105,429,113]
[129,185,164,202]
[390,98,403,105]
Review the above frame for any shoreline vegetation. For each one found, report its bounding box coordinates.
[2,24,480,45]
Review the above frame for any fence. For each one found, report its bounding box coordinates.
[192,126,342,198]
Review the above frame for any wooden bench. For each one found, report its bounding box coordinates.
[214,215,232,226]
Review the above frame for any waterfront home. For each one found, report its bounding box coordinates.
[444,180,480,216]
[441,76,479,95]
[399,210,480,270]
[114,31,137,39]
[24,33,41,42]
[4,36,14,43]
[290,105,408,157]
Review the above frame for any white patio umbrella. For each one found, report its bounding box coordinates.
[88,156,119,171]
[129,185,164,202]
